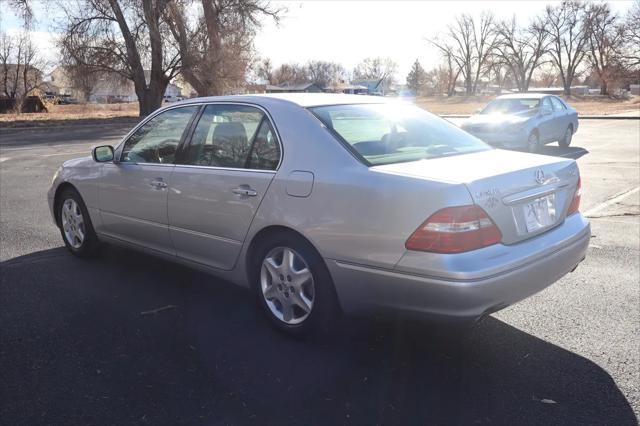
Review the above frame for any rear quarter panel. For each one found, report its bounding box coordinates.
[245,100,474,270]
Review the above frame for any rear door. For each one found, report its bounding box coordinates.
[98,105,199,254]
[168,103,281,270]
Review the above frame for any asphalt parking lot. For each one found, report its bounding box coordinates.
[1,119,639,425]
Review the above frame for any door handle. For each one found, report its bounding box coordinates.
[150,178,168,189]
[232,186,257,197]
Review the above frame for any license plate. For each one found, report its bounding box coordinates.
[524,194,556,232]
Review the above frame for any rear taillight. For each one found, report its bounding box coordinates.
[405,205,502,253]
[567,177,581,216]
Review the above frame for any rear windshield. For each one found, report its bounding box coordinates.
[481,98,540,114]
[310,103,489,166]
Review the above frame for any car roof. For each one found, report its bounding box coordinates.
[172,93,390,108]
[495,93,551,100]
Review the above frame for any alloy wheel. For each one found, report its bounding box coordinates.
[260,246,315,325]
[61,198,85,249]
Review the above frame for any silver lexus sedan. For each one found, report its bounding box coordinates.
[48,94,590,335]
[460,94,579,152]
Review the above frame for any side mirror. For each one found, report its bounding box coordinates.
[92,145,114,162]
[540,106,552,116]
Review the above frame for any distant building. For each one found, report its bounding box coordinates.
[47,67,183,103]
[350,78,390,95]
[325,82,368,94]
[528,86,590,96]
[266,82,324,93]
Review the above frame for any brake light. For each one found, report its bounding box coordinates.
[405,205,502,253]
[567,177,581,216]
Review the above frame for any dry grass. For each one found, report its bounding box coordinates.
[1,96,638,128]
[416,95,640,116]
[0,102,139,127]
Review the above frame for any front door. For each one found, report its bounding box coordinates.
[537,97,556,143]
[168,103,281,270]
[98,105,199,254]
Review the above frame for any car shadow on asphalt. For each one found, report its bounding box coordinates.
[1,246,636,426]
[537,145,589,160]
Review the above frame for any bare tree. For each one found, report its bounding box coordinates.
[305,60,346,88]
[539,1,590,95]
[353,57,398,84]
[584,3,625,95]
[58,0,181,116]
[165,0,281,97]
[429,12,498,95]
[270,63,307,85]
[253,57,274,83]
[620,0,640,70]
[494,16,550,92]
[0,32,44,110]
[7,0,34,27]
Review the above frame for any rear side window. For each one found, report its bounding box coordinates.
[310,103,489,166]
[182,104,280,170]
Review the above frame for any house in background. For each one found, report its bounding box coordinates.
[325,82,368,94]
[47,67,183,103]
[351,78,392,96]
[265,82,324,93]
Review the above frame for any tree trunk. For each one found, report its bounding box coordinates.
[600,80,608,96]
[137,82,167,117]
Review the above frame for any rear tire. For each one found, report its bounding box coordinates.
[559,125,573,148]
[57,188,100,257]
[251,233,340,336]
[527,131,540,153]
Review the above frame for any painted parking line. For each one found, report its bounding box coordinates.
[584,186,640,218]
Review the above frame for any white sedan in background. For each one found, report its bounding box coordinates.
[461,94,579,152]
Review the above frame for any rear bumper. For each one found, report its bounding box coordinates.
[327,213,590,320]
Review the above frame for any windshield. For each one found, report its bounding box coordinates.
[310,103,490,166]
[481,98,540,115]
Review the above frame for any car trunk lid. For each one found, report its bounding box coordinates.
[371,149,580,244]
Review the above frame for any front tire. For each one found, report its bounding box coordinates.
[252,233,339,336]
[559,125,573,148]
[527,131,540,153]
[57,188,100,257]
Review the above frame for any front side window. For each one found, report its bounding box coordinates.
[310,103,489,166]
[182,104,280,170]
[550,97,566,110]
[121,106,198,164]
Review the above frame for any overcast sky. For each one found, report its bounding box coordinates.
[0,0,635,82]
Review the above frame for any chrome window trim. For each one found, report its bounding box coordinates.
[172,163,277,174]
[115,101,284,172]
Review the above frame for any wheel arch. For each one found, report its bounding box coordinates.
[53,181,80,227]
[244,224,341,310]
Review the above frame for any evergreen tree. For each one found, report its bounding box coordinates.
[406,59,428,95]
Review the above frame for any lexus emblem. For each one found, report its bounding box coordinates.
[534,169,546,184]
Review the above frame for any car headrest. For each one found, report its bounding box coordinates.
[213,122,248,146]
